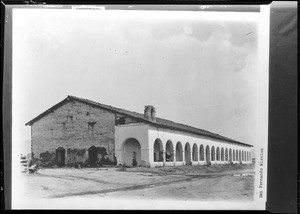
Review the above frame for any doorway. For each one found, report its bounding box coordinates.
[205,145,211,165]
[123,138,141,166]
[56,147,65,167]
[88,146,98,167]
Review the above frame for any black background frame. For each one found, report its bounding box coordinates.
[1,1,297,213]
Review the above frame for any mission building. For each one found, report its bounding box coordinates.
[26,95,253,167]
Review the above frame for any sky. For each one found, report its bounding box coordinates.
[12,8,265,155]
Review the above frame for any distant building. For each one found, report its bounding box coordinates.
[26,95,253,167]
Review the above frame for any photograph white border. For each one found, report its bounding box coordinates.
[11,4,270,210]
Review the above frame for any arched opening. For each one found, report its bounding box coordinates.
[233,149,235,161]
[165,140,174,162]
[200,145,204,161]
[211,146,215,161]
[176,142,183,161]
[205,145,210,165]
[153,139,163,162]
[185,143,191,165]
[236,150,239,161]
[123,138,141,166]
[88,146,98,167]
[56,147,65,167]
[229,148,232,163]
[239,150,242,163]
[216,147,220,161]
[225,148,228,161]
[242,151,244,161]
[192,144,198,161]
[221,148,224,161]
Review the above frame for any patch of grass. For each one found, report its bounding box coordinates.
[124,163,255,176]
[117,165,128,171]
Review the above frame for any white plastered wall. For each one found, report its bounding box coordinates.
[115,123,253,168]
[148,126,253,167]
[114,123,150,166]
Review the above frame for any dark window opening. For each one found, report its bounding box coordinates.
[88,122,96,137]
[67,115,73,122]
[88,122,96,130]
[116,116,126,125]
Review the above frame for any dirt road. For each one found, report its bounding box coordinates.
[17,164,254,208]
[106,175,252,200]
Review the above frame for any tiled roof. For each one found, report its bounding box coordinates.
[26,95,253,147]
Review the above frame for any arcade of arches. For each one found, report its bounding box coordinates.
[156,139,252,166]
[120,138,252,167]
[115,124,253,167]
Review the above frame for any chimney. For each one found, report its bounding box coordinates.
[144,105,156,122]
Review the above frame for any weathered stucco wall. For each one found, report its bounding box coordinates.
[115,123,150,167]
[147,126,253,167]
[31,100,117,166]
[114,123,253,168]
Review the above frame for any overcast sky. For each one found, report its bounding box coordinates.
[13,8,265,154]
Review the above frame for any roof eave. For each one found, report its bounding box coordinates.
[146,122,252,147]
[25,95,253,148]
[25,95,147,126]
[25,96,71,126]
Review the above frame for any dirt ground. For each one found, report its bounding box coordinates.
[17,163,255,208]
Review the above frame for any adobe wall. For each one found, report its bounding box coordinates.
[31,100,117,166]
